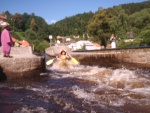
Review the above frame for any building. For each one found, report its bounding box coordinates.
[68,40,100,51]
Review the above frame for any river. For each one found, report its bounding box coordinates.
[0,55,150,113]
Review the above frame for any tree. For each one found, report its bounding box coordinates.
[12,13,23,31]
[139,30,150,46]
[87,8,112,44]
[22,13,30,31]
[128,8,150,34]
[30,18,37,31]
[25,29,37,41]
[48,12,94,37]
[4,11,12,19]
[109,6,129,40]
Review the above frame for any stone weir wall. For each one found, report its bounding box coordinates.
[45,46,71,56]
[46,46,150,69]
[71,48,150,69]
[0,47,45,80]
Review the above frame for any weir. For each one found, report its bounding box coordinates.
[46,46,150,69]
[0,47,45,80]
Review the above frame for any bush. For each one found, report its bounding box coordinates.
[139,30,150,46]
[34,40,49,53]
[117,39,141,48]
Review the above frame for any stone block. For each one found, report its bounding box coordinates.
[0,55,45,79]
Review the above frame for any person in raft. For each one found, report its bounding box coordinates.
[56,50,71,61]
[0,22,13,58]
[56,50,71,67]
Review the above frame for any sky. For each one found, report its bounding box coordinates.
[0,0,146,24]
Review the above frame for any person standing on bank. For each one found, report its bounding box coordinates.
[110,34,116,48]
[0,22,13,58]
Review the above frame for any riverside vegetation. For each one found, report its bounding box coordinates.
[0,1,150,53]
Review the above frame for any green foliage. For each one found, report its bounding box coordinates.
[11,13,24,31]
[11,32,22,40]
[1,0,150,52]
[87,8,112,45]
[48,12,94,37]
[122,1,150,15]
[30,18,37,31]
[34,40,49,53]
[14,32,25,40]
[117,41,132,48]
[109,6,129,39]
[139,30,150,46]
[25,29,37,41]
[117,39,141,48]
[87,1,150,47]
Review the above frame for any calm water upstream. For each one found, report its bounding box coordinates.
[0,55,150,113]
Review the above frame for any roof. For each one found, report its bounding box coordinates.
[93,43,100,47]
[12,37,30,47]
[76,40,94,46]
[57,36,62,39]
[0,15,6,19]
[18,40,30,47]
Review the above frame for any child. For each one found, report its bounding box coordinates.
[56,50,71,68]
[56,50,71,61]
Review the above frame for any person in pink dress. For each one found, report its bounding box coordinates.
[0,22,13,57]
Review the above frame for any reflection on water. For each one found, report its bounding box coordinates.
[0,60,150,113]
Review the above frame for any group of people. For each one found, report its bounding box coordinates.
[0,22,13,58]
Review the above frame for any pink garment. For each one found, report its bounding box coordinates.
[1,29,12,54]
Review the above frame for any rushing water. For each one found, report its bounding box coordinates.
[0,56,150,113]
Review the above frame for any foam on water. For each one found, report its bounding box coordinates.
[0,62,150,113]
[72,85,95,101]
[48,64,150,108]
[14,106,47,113]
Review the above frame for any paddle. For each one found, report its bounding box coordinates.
[46,54,79,66]
[67,53,79,65]
[46,58,55,65]
[71,56,79,65]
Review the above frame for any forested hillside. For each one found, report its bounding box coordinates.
[1,1,150,53]
[48,12,94,37]
[49,1,150,47]
[121,1,150,15]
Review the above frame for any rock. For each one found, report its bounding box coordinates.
[0,47,45,79]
